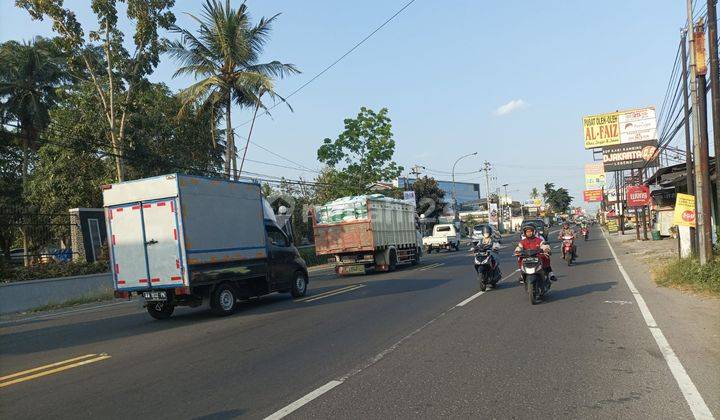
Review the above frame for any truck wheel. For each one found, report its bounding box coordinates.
[291,271,308,298]
[147,302,174,320]
[388,249,397,272]
[210,283,237,316]
[411,247,421,265]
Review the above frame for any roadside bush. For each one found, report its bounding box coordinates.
[297,245,325,267]
[653,256,720,296]
[1,261,110,283]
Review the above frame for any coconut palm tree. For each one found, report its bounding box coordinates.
[0,37,66,188]
[530,187,539,200]
[0,37,67,266]
[167,0,299,178]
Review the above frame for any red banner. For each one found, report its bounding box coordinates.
[626,185,650,207]
[583,189,603,202]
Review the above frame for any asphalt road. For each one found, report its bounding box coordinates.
[0,226,714,419]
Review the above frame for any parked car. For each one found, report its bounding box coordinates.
[423,223,460,252]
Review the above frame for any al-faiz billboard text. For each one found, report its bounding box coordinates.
[583,107,657,149]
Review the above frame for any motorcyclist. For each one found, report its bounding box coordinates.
[558,222,577,258]
[473,225,502,277]
[515,224,556,282]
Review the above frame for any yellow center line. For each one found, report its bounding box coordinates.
[295,284,362,302]
[0,354,111,388]
[0,354,99,382]
[303,285,366,303]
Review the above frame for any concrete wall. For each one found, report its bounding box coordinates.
[0,272,113,315]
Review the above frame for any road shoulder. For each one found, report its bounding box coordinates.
[605,230,720,417]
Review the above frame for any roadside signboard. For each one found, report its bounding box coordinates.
[602,140,659,171]
[532,198,542,207]
[673,193,696,227]
[606,188,618,203]
[583,107,657,149]
[607,218,619,233]
[583,189,603,202]
[403,190,416,206]
[584,163,606,189]
[489,203,499,226]
[626,185,650,207]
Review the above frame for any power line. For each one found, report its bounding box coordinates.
[236,0,420,127]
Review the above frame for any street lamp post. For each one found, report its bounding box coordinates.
[502,183,510,232]
[452,152,478,222]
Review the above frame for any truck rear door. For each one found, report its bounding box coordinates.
[108,198,184,291]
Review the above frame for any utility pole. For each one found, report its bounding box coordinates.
[681,29,698,253]
[686,1,712,263]
[481,161,493,225]
[502,183,512,232]
[707,0,720,232]
[410,165,425,181]
[691,16,714,263]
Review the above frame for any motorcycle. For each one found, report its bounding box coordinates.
[561,235,576,265]
[471,242,502,291]
[581,227,589,241]
[517,248,550,305]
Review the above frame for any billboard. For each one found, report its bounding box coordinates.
[673,193,696,227]
[583,189,603,202]
[602,140,659,171]
[626,185,650,207]
[584,163,606,189]
[583,107,657,149]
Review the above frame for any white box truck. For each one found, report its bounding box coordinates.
[312,195,422,275]
[103,174,309,319]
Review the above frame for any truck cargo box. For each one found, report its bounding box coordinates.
[313,195,417,256]
[103,174,267,291]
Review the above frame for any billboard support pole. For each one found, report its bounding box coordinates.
[680,29,698,253]
[640,169,649,240]
[633,169,641,240]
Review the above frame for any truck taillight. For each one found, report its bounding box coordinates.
[101,184,112,190]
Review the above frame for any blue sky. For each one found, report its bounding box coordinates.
[0,0,687,208]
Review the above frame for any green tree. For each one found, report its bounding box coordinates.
[530,187,540,200]
[0,37,68,265]
[0,37,67,189]
[167,0,299,178]
[541,182,573,214]
[413,176,445,218]
[316,107,403,197]
[18,0,177,182]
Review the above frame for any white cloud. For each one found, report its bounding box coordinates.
[495,99,527,116]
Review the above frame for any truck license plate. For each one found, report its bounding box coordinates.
[343,265,365,275]
[143,291,167,301]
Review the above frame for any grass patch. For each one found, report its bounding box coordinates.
[653,256,720,297]
[27,290,116,313]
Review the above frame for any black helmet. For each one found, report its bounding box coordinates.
[481,225,493,237]
[523,224,536,236]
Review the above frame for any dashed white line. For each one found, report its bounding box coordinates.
[264,380,343,420]
[455,269,520,307]
[603,230,714,420]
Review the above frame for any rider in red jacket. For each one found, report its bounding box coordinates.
[515,224,556,282]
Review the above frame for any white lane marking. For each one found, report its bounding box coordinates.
[295,284,362,302]
[264,380,343,420]
[455,269,520,307]
[602,230,714,420]
[604,300,633,305]
[301,285,365,303]
[456,291,484,307]
[418,262,444,271]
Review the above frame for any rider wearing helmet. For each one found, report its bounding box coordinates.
[558,222,577,258]
[515,224,556,282]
